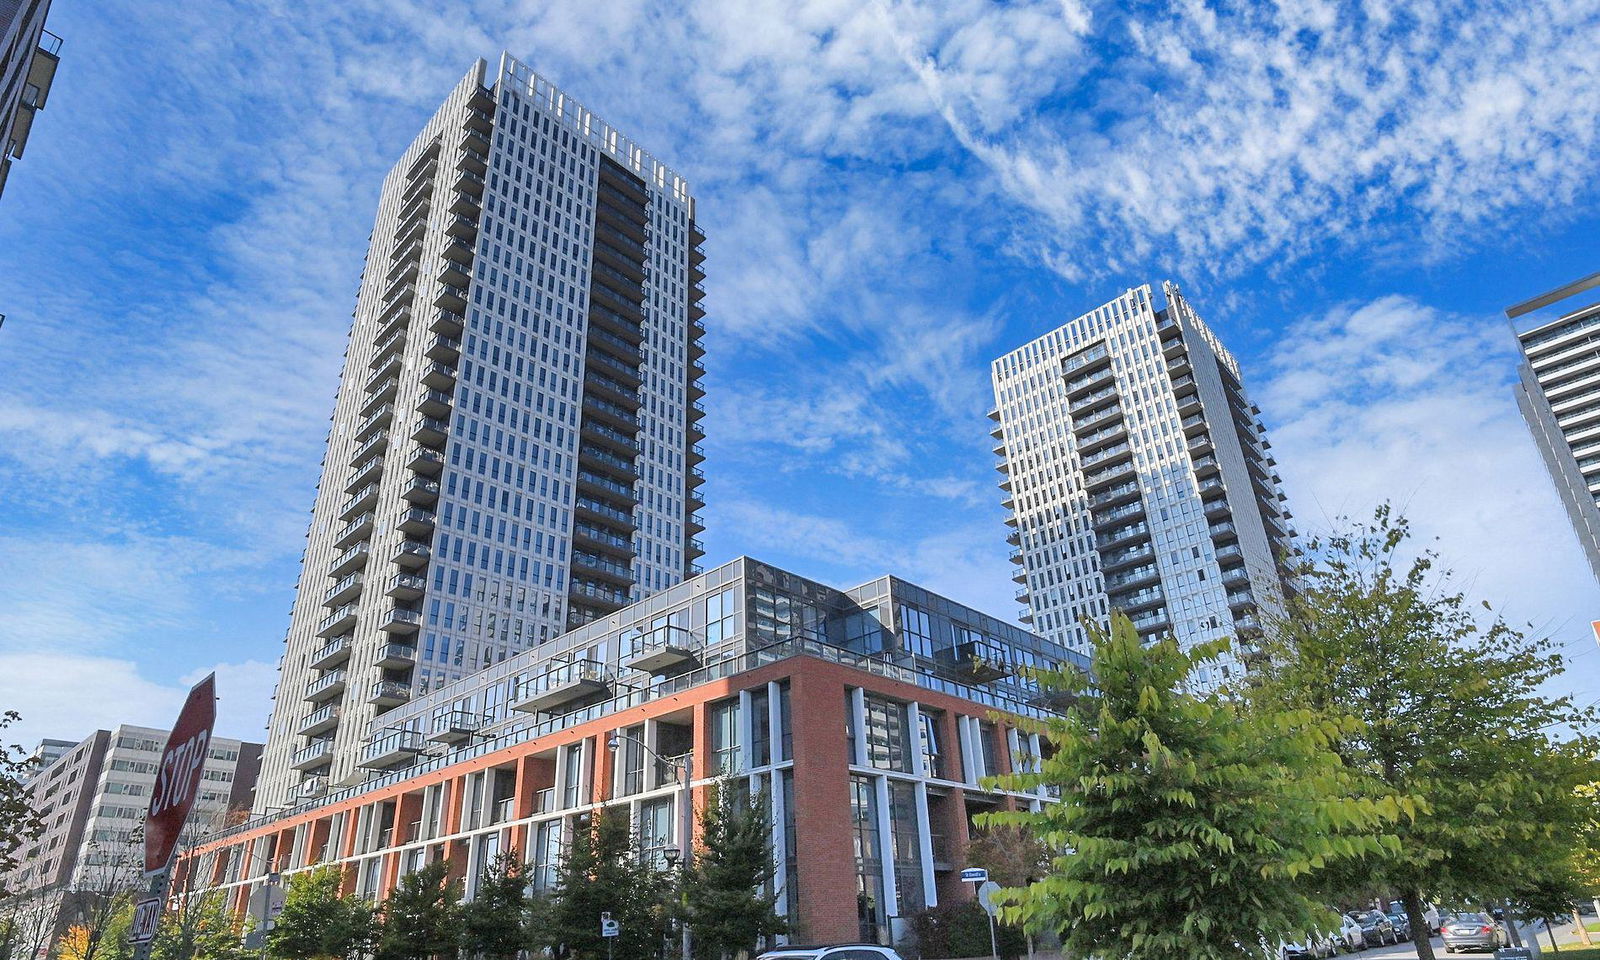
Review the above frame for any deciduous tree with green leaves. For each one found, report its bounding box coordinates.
[458,853,530,960]
[680,784,786,960]
[1246,506,1600,960]
[374,860,459,960]
[0,712,44,897]
[535,811,668,960]
[985,613,1398,960]
[266,866,373,960]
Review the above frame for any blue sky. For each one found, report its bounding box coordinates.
[3,0,1599,747]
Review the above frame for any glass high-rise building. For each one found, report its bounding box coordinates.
[989,281,1294,689]
[1509,271,1600,584]
[0,0,61,199]
[256,55,707,810]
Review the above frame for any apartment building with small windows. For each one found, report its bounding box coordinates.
[0,726,261,940]
[990,281,1295,689]
[185,558,1086,946]
[1509,272,1600,584]
[257,54,708,811]
[0,0,60,198]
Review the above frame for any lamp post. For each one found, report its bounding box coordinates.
[607,734,693,960]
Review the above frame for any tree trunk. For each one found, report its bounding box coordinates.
[1404,890,1437,960]
[1502,902,1524,948]
[1574,907,1591,946]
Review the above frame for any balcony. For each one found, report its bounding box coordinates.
[1065,365,1116,399]
[417,388,453,419]
[376,642,417,669]
[1081,440,1133,471]
[623,625,699,675]
[310,636,351,671]
[407,444,445,476]
[1227,589,1256,611]
[412,416,449,447]
[1092,501,1145,531]
[575,496,634,528]
[1083,459,1137,493]
[394,540,431,568]
[1109,586,1165,614]
[349,429,390,466]
[333,512,375,549]
[322,572,364,607]
[364,364,400,402]
[386,573,427,601]
[304,670,347,703]
[434,283,468,313]
[1072,403,1123,435]
[457,142,488,174]
[422,361,457,392]
[576,470,637,504]
[571,578,630,610]
[347,455,384,491]
[1099,543,1155,573]
[424,334,461,363]
[1191,454,1221,477]
[446,213,479,240]
[328,541,371,578]
[454,168,486,197]
[316,604,358,638]
[395,507,436,536]
[511,660,609,713]
[360,727,423,768]
[578,444,638,479]
[368,680,413,709]
[298,704,341,737]
[431,308,465,337]
[290,739,334,771]
[949,638,1012,683]
[1105,564,1161,593]
[428,710,486,744]
[1209,521,1239,542]
[402,477,440,506]
[572,550,632,586]
[1128,608,1172,635]
[340,483,379,521]
[379,605,423,635]
[581,393,641,433]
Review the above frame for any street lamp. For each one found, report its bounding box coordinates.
[607,733,693,960]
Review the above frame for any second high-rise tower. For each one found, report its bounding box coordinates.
[257,55,707,809]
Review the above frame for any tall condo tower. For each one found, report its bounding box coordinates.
[256,55,708,810]
[989,282,1294,689]
[0,0,61,199]
[1509,272,1600,584]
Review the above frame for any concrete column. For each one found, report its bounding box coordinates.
[767,680,785,763]
[872,775,899,942]
[738,688,755,772]
[768,767,789,925]
[907,702,927,778]
[913,781,938,908]
[849,687,868,767]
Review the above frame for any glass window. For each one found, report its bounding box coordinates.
[918,709,944,779]
[864,695,911,773]
[850,776,886,943]
[978,722,1000,779]
[778,681,793,763]
[751,688,771,767]
[619,724,644,796]
[898,605,934,658]
[887,781,924,916]
[639,798,674,868]
[561,742,585,808]
[711,700,742,775]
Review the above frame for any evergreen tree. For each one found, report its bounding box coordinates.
[985,613,1397,960]
[459,853,530,960]
[536,811,669,960]
[266,866,373,960]
[374,861,461,960]
[1246,506,1600,960]
[681,784,786,960]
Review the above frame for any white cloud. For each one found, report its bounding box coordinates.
[1259,296,1600,657]
[0,653,276,749]
[910,0,1600,279]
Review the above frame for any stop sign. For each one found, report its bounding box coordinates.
[143,674,217,875]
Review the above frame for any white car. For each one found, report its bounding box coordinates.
[1335,914,1367,951]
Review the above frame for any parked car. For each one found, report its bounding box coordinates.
[1441,913,1508,953]
[1386,912,1413,941]
[1335,914,1366,951]
[1390,899,1443,933]
[1278,936,1336,960]
[1351,910,1399,946]
[758,947,905,960]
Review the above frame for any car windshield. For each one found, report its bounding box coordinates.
[1450,914,1490,925]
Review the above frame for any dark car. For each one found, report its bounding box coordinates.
[1351,910,1399,946]
[1386,912,1412,941]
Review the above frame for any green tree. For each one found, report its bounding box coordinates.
[536,811,669,960]
[0,712,44,896]
[1246,506,1600,960]
[985,613,1397,960]
[266,866,373,960]
[459,853,530,960]
[681,784,786,960]
[374,861,459,960]
[153,893,246,960]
